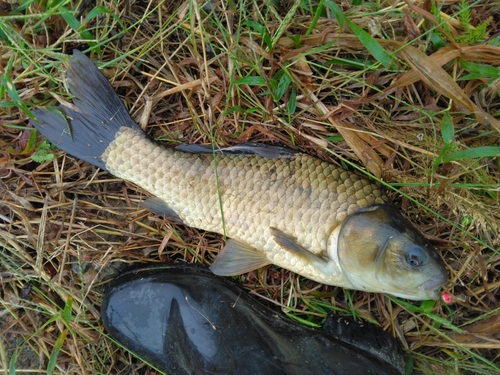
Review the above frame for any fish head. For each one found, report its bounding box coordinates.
[336,204,447,300]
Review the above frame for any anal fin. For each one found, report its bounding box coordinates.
[210,239,271,276]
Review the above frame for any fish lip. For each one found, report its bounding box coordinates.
[419,274,447,293]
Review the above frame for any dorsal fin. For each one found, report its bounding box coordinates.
[175,142,299,159]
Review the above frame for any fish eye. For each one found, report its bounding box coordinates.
[406,246,427,267]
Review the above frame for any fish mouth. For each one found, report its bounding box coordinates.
[420,274,447,294]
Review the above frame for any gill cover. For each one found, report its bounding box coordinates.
[337,204,447,300]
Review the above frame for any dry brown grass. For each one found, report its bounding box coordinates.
[1,0,499,374]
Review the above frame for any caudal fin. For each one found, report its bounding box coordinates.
[30,50,142,170]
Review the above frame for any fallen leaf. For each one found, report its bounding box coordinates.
[305,88,384,178]
[397,45,500,133]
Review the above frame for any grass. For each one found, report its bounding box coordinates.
[1,0,499,374]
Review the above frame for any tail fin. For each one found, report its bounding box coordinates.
[31,50,142,170]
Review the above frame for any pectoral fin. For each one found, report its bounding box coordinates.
[210,239,271,276]
[270,227,328,265]
[141,197,184,224]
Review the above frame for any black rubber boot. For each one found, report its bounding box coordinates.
[101,264,404,375]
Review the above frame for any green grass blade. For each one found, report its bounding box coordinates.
[8,346,17,375]
[306,0,325,36]
[22,126,39,154]
[325,1,392,67]
[234,76,269,86]
[345,19,392,67]
[243,20,272,50]
[441,112,454,144]
[2,64,34,117]
[443,146,500,162]
[325,1,345,30]
[84,5,126,32]
[62,296,73,324]
[47,330,68,375]
[287,86,297,115]
[274,70,292,101]
[60,6,100,53]
[459,59,500,80]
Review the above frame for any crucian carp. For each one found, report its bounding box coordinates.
[31,51,447,300]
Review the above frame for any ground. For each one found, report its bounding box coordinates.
[0,1,499,374]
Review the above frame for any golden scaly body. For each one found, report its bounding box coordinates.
[102,127,387,285]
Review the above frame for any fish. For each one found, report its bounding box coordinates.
[31,50,447,300]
